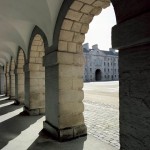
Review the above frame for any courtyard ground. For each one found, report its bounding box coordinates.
[83,81,119,149]
[0,81,119,150]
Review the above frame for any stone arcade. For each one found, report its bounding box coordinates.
[0,0,150,149]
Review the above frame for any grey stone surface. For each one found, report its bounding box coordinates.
[120,45,150,150]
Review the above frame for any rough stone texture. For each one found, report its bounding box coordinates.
[71,22,82,32]
[44,49,86,140]
[92,0,110,8]
[119,44,150,150]
[79,14,93,24]
[10,58,16,99]
[66,10,83,21]
[90,7,102,15]
[68,42,77,53]
[16,49,25,104]
[73,33,85,43]
[111,0,150,23]
[80,4,94,14]
[44,0,111,141]
[0,66,5,94]
[59,30,74,42]
[78,0,95,5]
[5,63,10,97]
[81,24,89,34]
[112,12,150,49]
[58,41,68,52]
[61,19,73,30]
[25,35,45,115]
[70,1,84,11]
[43,121,87,141]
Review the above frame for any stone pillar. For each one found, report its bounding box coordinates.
[10,70,15,99]
[15,68,24,104]
[5,65,10,97]
[24,62,45,115]
[111,1,150,149]
[43,50,86,141]
[0,66,2,94]
[3,68,6,95]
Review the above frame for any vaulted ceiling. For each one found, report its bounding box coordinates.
[0,0,63,65]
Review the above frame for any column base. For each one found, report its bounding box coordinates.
[23,106,45,115]
[10,96,16,100]
[43,121,87,142]
[14,100,20,105]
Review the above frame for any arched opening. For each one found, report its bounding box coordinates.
[10,57,16,99]
[42,0,117,142]
[95,69,101,81]
[5,63,10,97]
[24,33,46,115]
[16,49,25,104]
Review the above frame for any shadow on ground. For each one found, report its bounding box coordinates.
[0,101,22,116]
[28,132,87,150]
[0,107,43,149]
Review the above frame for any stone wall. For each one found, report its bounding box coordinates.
[16,49,25,104]
[10,58,16,99]
[24,34,45,115]
[6,63,10,97]
[119,44,150,150]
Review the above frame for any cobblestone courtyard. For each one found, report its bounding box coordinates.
[83,81,119,149]
[0,81,119,150]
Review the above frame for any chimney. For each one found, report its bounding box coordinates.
[83,43,89,51]
[92,44,99,50]
[109,48,115,53]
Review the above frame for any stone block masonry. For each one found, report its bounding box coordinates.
[119,44,150,150]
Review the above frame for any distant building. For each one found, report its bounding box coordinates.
[83,43,119,82]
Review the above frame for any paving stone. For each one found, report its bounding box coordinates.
[83,97,120,149]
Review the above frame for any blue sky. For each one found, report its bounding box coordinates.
[84,4,116,50]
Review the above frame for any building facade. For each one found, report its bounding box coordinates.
[83,43,119,82]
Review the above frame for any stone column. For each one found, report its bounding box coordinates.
[15,68,24,104]
[0,70,1,94]
[43,49,86,141]
[24,62,45,115]
[6,69,10,97]
[10,70,15,99]
[111,2,150,149]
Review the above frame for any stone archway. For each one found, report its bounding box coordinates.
[15,49,25,104]
[24,27,48,115]
[95,69,101,81]
[43,0,111,141]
